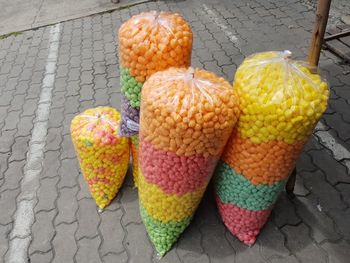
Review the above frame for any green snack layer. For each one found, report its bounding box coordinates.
[131,135,139,147]
[214,161,286,211]
[140,204,191,257]
[120,67,143,108]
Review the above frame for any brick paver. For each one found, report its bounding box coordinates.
[0,0,350,262]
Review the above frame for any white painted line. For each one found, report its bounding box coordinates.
[6,237,31,263]
[314,121,350,161]
[9,200,35,238]
[7,23,61,263]
[202,4,240,50]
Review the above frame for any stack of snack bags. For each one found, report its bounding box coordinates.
[138,67,240,256]
[214,51,329,245]
[118,11,193,186]
[71,107,130,209]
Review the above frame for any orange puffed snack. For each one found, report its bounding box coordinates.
[140,67,240,158]
[119,11,193,83]
[222,129,306,185]
[118,11,193,138]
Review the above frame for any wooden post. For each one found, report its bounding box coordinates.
[286,168,297,197]
[286,0,331,197]
[308,0,332,66]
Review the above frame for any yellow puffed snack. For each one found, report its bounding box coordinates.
[235,50,329,144]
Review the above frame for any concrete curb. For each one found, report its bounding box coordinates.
[0,0,154,37]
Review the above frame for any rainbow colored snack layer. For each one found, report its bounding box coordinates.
[138,67,240,256]
[71,107,130,209]
[214,51,329,245]
[118,11,193,136]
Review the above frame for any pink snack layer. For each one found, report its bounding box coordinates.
[139,137,217,196]
[215,195,272,245]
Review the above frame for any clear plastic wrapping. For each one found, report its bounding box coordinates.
[214,51,329,245]
[138,67,240,256]
[71,107,130,209]
[118,11,193,137]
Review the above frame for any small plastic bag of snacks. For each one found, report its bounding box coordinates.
[138,67,240,256]
[71,107,130,209]
[214,51,329,245]
[118,11,193,136]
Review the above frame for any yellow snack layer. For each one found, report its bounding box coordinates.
[138,169,207,223]
[234,51,329,144]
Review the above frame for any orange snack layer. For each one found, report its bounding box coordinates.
[140,67,240,157]
[119,11,192,83]
[222,129,305,185]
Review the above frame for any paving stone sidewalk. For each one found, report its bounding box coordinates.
[0,0,350,262]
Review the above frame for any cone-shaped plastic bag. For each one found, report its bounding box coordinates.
[118,11,193,137]
[71,107,130,209]
[214,51,329,245]
[138,67,240,256]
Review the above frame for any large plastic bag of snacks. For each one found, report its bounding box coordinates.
[118,11,193,137]
[214,51,329,245]
[71,107,130,210]
[138,67,240,256]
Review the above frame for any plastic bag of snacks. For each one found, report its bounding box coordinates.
[138,67,240,256]
[130,135,139,187]
[214,51,329,245]
[118,11,193,137]
[71,107,130,210]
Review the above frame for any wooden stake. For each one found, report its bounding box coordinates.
[287,0,331,196]
[286,168,297,197]
[308,0,332,66]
